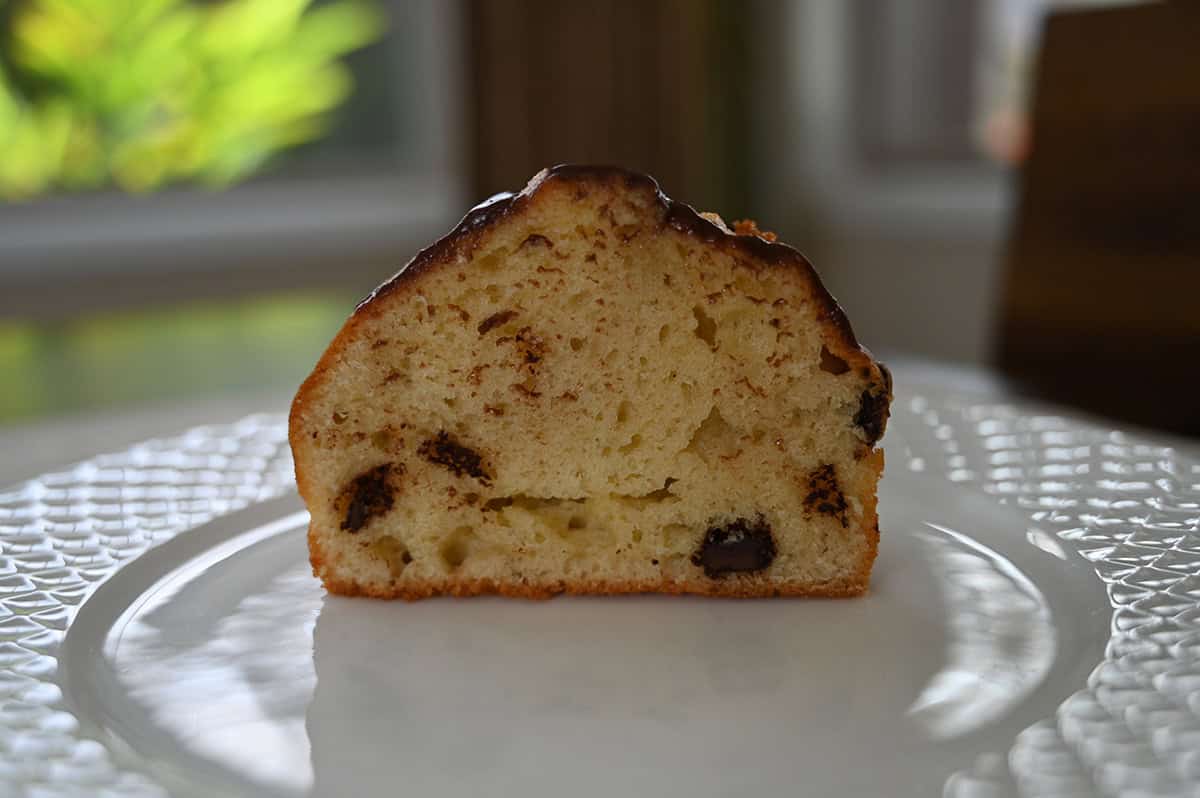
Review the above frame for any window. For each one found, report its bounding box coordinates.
[754,0,1143,365]
[767,0,1145,234]
[0,0,466,319]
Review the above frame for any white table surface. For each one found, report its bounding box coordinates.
[0,388,290,489]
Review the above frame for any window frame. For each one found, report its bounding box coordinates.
[752,0,1011,241]
[0,0,468,321]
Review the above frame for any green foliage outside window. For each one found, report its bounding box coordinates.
[0,0,384,200]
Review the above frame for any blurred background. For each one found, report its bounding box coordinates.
[1,0,1197,482]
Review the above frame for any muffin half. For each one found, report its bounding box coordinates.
[289,165,891,598]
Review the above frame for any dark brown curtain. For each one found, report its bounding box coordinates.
[466,0,752,215]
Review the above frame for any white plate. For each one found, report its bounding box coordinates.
[59,478,1107,798]
[2,385,1199,798]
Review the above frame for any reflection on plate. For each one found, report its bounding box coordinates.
[60,475,1109,798]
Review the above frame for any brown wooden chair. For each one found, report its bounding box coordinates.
[997,1,1200,437]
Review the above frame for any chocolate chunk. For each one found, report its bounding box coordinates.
[803,464,849,528]
[854,386,889,446]
[691,515,776,577]
[520,233,553,249]
[339,464,401,533]
[819,346,850,375]
[478,310,518,335]
[514,326,546,365]
[418,431,492,484]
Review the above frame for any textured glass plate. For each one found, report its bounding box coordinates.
[1,383,1199,798]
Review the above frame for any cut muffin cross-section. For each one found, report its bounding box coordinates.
[289,165,891,599]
